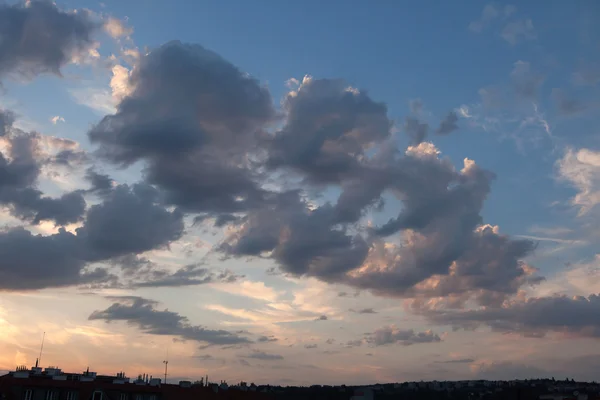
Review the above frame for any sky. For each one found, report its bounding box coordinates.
[0,0,599,386]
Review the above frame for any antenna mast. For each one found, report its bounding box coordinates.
[163,347,169,384]
[38,332,46,366]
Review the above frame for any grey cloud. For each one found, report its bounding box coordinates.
[420,293,600,338]
[267,77,392,184]
[510,61,544,99]
[572,63,600,87]
[0,227,106,291]
[0,1,97,79]
[409,98,423,114]
[0,109,15,136]
[77,184,184,261]
[501,19,536,45]
[136,265,241,288]
[315,315,328,321]
[89,296,251,346]
[366,326,441,346]
[436,111,459,135]
[239,359,251,367]
[435,358,475,364]
[551,88,587,115]
[5,189,86,225]
[89,40,275,214]
[257,335,277,343]
[404,117,428,145]
[345,339,363,348]
[349,308,377,314]
[0,129,87,225]
[325,338,335,344]
[221,191,370,280]
[193,354,214,361]
[238,350,283,361]
[304,344,318,349]
[85,168,114,195]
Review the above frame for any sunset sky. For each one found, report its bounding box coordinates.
[0,0,599,386]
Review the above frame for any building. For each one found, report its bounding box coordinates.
[0,364,272,400]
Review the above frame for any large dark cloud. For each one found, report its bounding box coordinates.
[0,182,185,290]
[220,190,369,280]
[89,40,275,213]
[267,77,392,184]
[416,293,600,338]
[76,183,184,261]
[0,227,111,290]
[365,326,441,346]
[0,0,97,79]
[89,296,251,346]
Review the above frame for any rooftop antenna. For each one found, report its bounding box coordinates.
[38,332,46,367]
[163,347,169,384]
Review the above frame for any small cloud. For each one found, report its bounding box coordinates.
[193,354,214,361]
[325,338,335,345]
[304,343,318,349]
[468,4,499,33]
[257,335,278,343]
[349,308,377,314]
[501,19,536,45]
[315,315,328,321]
[104,17,133,39]
[239,350,283,361]
[436,358,475,364]
[50,116,65,124]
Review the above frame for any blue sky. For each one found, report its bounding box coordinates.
[0,0,599,385]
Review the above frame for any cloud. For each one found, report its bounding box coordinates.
[267,75,392,184]
[103,17,132,39]
[404,116,428,145]
[510,61,544,99]
[0,125,87,225]
[304,343,318,349]
[365,326,441,346]
[551,89,587,115]
[419,293,600,338]
[557,148,600,215]
[315,315,328,321]
[50,116,65,125]
[501,19,536,45]
[435,111,459,135]
[0,109,15,136]
[349,308,377,314]
[84,168,114,195]
[89,40,275,214]
[435,358,475,364]
[77,184,184,261]
[135,265,240,288]
[257,335,277,343]
[238,350,283,361]
[0,1,97,79]
[0,227,113,291]
[89,296,251,346]
[468,4,500,33]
